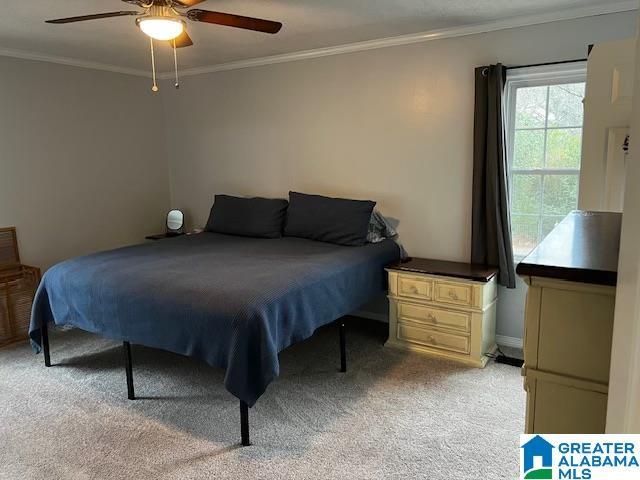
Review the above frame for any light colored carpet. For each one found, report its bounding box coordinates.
[0,318,524,480]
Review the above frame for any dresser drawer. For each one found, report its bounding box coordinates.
[397,321,470,354]
[397,274,432,300]
[434,281,473,307]
[397,302,471,333]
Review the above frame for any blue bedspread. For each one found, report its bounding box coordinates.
[29,233,400,406]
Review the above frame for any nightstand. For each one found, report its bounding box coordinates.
[386,258,498,368]
[145,232,185,241]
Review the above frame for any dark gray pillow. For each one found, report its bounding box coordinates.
[205,195,288,239]
[284,192,376,246]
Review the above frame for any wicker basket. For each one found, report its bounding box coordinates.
[0,228,41,347]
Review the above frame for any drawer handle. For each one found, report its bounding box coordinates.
[409,285,418,293]
[448,290,459,300]
[427,335,437,345]
[427,313,438,324]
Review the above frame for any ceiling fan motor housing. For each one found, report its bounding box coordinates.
[137,4,181,22]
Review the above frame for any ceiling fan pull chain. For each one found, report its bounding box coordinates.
[173,38,180,89]
[150,37,159,93]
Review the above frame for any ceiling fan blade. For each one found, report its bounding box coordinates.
[187,9,282,34]
[170,30,194,48]
[173,0,207,6]
[45,11,140,24]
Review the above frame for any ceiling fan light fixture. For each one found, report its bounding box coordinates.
[138,16,185,41]
[46,3,283,93]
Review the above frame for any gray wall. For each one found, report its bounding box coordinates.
[0,56,171,269]
[1,12,634,341]
[161,12,637,342]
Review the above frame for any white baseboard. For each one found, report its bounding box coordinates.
[496,335,523,349]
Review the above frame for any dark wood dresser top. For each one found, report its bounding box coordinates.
[516,210,622,286]
[387,258,498,283]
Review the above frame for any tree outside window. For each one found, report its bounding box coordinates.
[506,66,586,259]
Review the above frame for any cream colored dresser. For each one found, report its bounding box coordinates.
[386,258,498,368]
[517,211,621,433]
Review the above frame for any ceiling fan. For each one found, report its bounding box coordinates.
[45,0,283,91]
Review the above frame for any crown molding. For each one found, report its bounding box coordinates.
[0,46,150,78]
[159,0,638,79]
[0,0,636,80]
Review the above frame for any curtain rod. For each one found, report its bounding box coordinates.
[506,58,587,70]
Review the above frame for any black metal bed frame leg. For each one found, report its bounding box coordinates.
[240,400,251,446]
[339,321,346,373]
[123,341,135,400]
[41,321,51,367]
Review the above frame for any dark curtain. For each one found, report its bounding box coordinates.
[471,64,516,288]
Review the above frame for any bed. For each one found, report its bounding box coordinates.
[29,232,401,444]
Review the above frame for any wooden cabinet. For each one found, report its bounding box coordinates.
[386,258,498,368]
[520,277,614,433]
[517,211,621,434]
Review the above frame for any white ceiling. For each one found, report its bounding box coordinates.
[0,0,635,75]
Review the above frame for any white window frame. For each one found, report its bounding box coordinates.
[504,62,588,259]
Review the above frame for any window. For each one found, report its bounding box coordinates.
[505,63,587,258]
